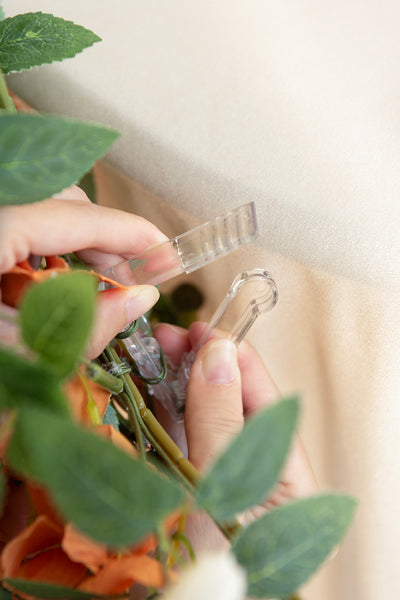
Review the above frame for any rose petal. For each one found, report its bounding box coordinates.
[79,554,164,594]
[17,546,86,586]
[62,523,108,574]
[26,483,63,526]
[1,271,37,308]
[0,477,30,550]
[64,374,111,425]
[45,256,68,269]
[95,424,137,456]
[1,515,63,577]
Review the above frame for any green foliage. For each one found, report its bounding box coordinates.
[3,579,127,599]
[0,113,119,206]
[77,169,97,203]
[0,588,12,600]
[196,397,299,521]
[0,7,4,21]
[20,272,97,378]
[102,403,121,429]
[7,407,183,547]
[232,494,357,598]
[0,12,100,74]
[0,345,70,415]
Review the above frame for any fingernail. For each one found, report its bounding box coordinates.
[125,286,160,322]
[52,185,88,201]
[201,339,238,385]
[154,230,169,243]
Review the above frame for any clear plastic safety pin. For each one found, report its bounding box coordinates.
[103,202,258,287]
[103,202,259,421]
[115,315,182,417]
[173,268,278,414]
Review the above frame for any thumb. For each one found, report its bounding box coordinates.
[185,338,243,472]
[86,285,159,359]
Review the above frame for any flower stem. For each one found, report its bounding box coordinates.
[103,344,198,492]
[101,343,242,542]
[120,390,147,460]
[0,68,16,112]
[83,359,124,394]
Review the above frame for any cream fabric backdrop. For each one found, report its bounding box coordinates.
[4,1,400,598]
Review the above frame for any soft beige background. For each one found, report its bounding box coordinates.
[4,1,400,598]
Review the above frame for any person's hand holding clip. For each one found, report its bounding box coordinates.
[154,321,318,550]
[0,187,167,357]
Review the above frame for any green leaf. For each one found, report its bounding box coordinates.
[7,408,183,547]
[196,397,299,521]
[0,345,70,415]
[102,404,121,429]
[20,272,96,378]
[0,587,12,600]
[0,68,15,112]
[232,494,357,598]
[0,12,100,74]
[0,7,5,21]
[3,579,127,599]
[77,169,96,203]
[0,113,119,206]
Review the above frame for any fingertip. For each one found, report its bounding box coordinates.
[152,229,169,244]
[200,338,239,385]
[52,185,90,202]
[188,321,208,347]
[153,322,187,337]
[125,285,160,322]
[153,322,191,364]
[85,285,159,358]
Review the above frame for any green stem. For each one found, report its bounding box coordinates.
[82,359,124,394]
[102,343,241,540]
[120,390,147,460]
[0,68,16,112]
[156,522,171,585]
[104,346,196,489]
[121,376,196,493]
[113,344,199,484]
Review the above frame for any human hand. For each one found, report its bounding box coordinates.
[154,321,318,550]
[0,187,167,357]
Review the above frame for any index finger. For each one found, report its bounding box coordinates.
[237,341,280,415]
[0,196,167,274]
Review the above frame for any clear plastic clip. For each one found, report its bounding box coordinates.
[103,202,258,287]
[175,268,278,413]
[115,315,182,418]
[105,203,261,422]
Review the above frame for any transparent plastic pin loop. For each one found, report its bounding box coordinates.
[117,315,184,421]
[103,202,258,287]
[174,268,278,414]
[115,268,277,422]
